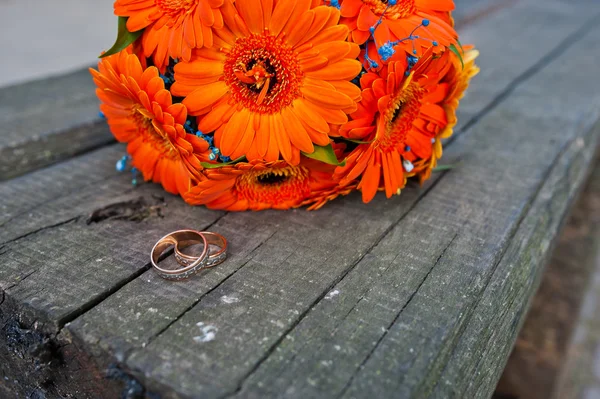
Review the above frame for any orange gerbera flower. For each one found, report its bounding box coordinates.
[340,0,457,59]
[90,49,210,195]
[334,48,452,203]
[171,0,363,165]
[183,147,356,211]
[413,45,479,182]
[114,0,226,71]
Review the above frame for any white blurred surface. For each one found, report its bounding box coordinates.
[0,0,116,88]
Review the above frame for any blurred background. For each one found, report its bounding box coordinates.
[0,0,114,88]
[0,0,502,88]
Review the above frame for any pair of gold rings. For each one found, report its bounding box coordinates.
[150,230,227,281]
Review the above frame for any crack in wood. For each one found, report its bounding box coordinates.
[221,176,446,399]
[86,196,165,225]
[0,172,121,230]
[451,12,600,146]
[217,16,600,398]
[56,212,229,336]
[0,217,79,248]
[456,0,519,27]
[437,126,600,398]
[2,4,599,398]
[136,214,271,351]
[335,232,459,399]
[5,269,39,291]
[56,263,154,330]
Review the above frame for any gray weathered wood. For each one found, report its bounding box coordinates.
[494,154,600,399]
[0,68,113,181]
[1,0,599,397]
[119,18,600,398]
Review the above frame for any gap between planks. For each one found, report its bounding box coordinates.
[50,5,600,339]
[335,232,460,399]
[2,1,593,372]
[1,1,598,397]
[214,13,600,397]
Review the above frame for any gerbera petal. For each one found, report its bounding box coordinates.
[273,115,294,164]
[340,0,364,18]
[236,0,264,33]
[286,11,315,47]
[291,100,329,133]
[357,5,378,31]
[182,81,228,115]
[305,59,362,80]
[219,109,252,156]
[269,0,295,36]
[126,8,155,32]
[255,114,271,157]
[360,158,381,203]
[231,114,257,159]
[281,108,314,154]
[301,85,355,109]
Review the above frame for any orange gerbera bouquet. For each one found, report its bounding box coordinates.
[92,0,478,211]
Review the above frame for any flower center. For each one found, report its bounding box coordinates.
[133,108,178,159]
[223,33,302,114]
[235,166,311,205]
[155,0,195,16]
[362,0,416,20]
[378,80,423,152]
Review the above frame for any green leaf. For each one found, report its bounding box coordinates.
[449,44,464,69]
[432,164,456,172]
[200,157,245,169]
[100,17,143,58]
[302,144,346,166]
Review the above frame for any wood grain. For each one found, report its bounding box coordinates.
[0,68,113,181]
[494,156,600,399]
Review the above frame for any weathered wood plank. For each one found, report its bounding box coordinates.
[0,68,112,181]
[343,122,599,399]
[0,178,225,327]
[0,0,598,397]
[453,0,517,26]
[64,0,600,361]
[426,22,600,398]
[0,145,126,237]
[494,155,600,399]
[118,18,600,398]
[0,153,226,395]
[453,0,600,129]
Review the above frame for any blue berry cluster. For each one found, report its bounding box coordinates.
[115,154,130,172]
[115,155,140,186]
[185,119,230,163]
[405,54,419,76]
[368,18,437,69]
[195,130,231,162]
[160,58,178,90]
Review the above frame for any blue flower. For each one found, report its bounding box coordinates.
[378,42,396,62]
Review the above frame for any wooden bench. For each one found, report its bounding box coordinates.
[1,0,600,397]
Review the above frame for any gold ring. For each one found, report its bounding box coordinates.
[150,230,209,280]
[174,232,227,268]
